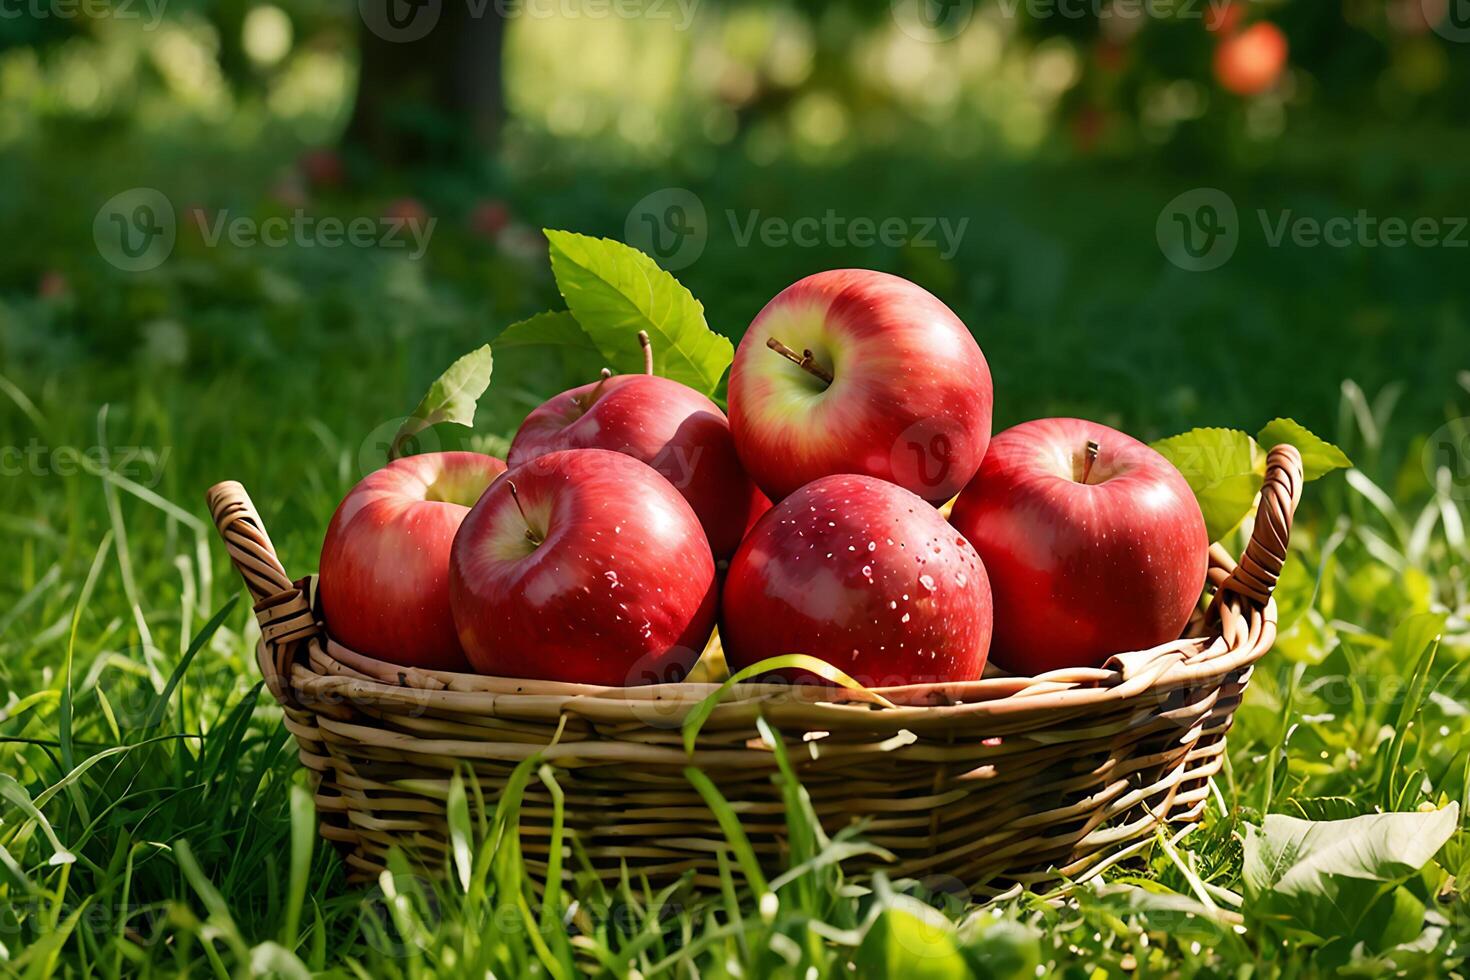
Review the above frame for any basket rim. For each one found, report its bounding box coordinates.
[277,590,1267,699]
[210,443,1303,729]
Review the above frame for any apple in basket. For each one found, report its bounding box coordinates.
[721,473,993,686]
[508,334,769,560]
[449,448,718,686]
[319,451,507,671]
[727,269,993,505]
[949,418,1209,675]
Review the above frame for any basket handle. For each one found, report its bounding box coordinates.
[1213,444,1305,612]
[207,481,320,707]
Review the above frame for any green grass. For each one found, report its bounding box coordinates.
[2,145,1470,975]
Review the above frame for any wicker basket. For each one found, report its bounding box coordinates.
[206,444,1303,899]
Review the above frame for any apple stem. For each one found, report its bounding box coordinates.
[638,330,654,375]
[506,480,543,545]
[574,368,614,411]
[765,337,833,386]
[1082,439,1100,484]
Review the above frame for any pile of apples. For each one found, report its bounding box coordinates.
[319,270,1209,688]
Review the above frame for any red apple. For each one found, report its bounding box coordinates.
[319,451,506,671]
[1214,22,1288,96]
[721,473,993,687]
[509,346,768,559]
[948,418,1208,675]
[449,448,717,686]
[727,270,992,505]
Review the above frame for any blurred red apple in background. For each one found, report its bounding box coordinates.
[268,176,308,209]
[1205,1,1243,35]
[319,451,506,671]
[1214,22,1288,96]
[509,337,768,559]
[949,418,1208,675]
[298,148,345,190]
[384,197,429,225]
[450,449,717,686]
[728,270,992,505]
[721,473,992,687]
[37,270,68,298]
[470,199,511,240]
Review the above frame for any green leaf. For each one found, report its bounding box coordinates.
[1242,804,1459,949]
[144,596,238,729]
[1151,427,1264,541]
[282,785,314,947]
[544,230,732,394]
[1376,612,1447,808]
[389,344,493,461]
[446,771,473,894]
[492,310,599,356]
[958,916,1043,980]
[857,898,969,980]
[683,767,770,898]
[0,775,75,866]
[1257,417,1352,480]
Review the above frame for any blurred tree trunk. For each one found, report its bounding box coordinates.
[345,1,506,168]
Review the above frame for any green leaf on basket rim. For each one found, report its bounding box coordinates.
[491,309,600,356]
[1150,427,1264,542]
[389,344,494,462]
[1153,418,1349,543]
[681,654,896,756]
[545,229,733,395]
[1257,417,1353,480]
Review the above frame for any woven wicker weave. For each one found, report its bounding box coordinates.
[207,444,1303,898]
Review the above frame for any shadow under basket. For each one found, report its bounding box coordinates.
[206,445,1304,901]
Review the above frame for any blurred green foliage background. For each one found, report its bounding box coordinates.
[2,0,1467,454]
[3,3,1470,974]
